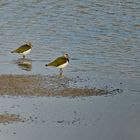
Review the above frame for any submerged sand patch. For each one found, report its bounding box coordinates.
[0,75,121,97]
[0,114,23,123]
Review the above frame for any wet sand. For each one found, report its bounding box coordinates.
[0,114,23,124]
[0,74,121,97]
[0,74,122,124]
[0,75,139,140]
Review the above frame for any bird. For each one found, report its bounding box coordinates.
[11,42,32,59]
[45,53,69,75]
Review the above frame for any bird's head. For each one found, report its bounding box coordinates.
[64,53,69,59]
[26,42,32,48]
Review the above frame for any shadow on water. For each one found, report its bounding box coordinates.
[13,58,32,71]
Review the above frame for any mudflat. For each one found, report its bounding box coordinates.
[0,74,121,124]
[0,75,119,97]
[0,114,23,123]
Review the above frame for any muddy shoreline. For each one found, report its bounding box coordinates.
[0,74,122,124]
[0,114,23,124]
[0,74,121,97]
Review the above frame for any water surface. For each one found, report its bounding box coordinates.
[0,0,140,140]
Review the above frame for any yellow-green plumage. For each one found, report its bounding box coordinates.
[11,42,32,58]
[47,56,68,67]
[45,53,69,74]
[11,44,31,53]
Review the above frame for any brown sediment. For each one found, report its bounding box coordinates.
[0,74,119,97]
[0,114,23,123]
[47,88,108,97]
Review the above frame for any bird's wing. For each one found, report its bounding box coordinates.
[47,56,67,67]
[12,45,31,53]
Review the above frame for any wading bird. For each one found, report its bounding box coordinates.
[11,42,32,59]
[45,53,69,75]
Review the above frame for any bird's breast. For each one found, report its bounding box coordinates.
[57,61,69,69]
[20,49,31,55]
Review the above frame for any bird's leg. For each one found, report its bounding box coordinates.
[59,68,63,75]
[23,55,25,59]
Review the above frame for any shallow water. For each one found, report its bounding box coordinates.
[0,0,139,79]
[0,0,140,140]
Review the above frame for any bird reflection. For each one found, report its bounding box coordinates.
[15,58,32,71]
